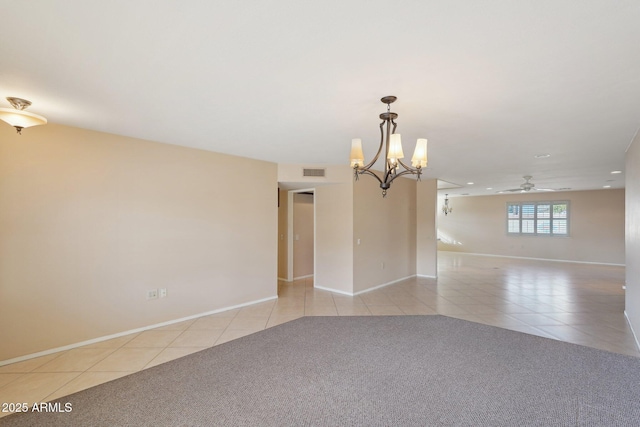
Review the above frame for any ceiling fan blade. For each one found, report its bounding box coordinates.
[535,188,555,191]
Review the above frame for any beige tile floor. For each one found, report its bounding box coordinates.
[1,252,638,418]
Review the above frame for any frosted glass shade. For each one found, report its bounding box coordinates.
[387,134,404,160]
[411,138,428,167]
[350,138,365,167]
[0,108,47,130]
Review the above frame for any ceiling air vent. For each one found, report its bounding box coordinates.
[302,168,326,177]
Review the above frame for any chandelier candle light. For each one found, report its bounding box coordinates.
[350,96,428,197]
[0,97,47,134]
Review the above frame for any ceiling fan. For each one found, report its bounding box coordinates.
[500,176,554,193]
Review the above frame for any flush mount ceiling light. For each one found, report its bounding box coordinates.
[0,97,47,134]
[349,96,428,197]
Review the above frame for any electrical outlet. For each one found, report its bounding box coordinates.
[147,289,158,299]
[159,288,167,298]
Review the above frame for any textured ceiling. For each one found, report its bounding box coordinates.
[2,1,639,196]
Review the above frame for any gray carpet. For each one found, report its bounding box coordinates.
[2,315,640,426]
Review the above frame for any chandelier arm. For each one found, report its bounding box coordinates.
[384,119,391,161]
[396,158,420,172]
[383,174,404,187]
[382,161,397,184]
[382,118,395,183]
[385,167,422,185]
[358,120,387,172]
[358,169,384,185]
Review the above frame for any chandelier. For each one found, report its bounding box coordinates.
[349,96,427,197]
[442,194,453,215]
[0,97,47,134]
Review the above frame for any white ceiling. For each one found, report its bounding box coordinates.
[2,1,640,196]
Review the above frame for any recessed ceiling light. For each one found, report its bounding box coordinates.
[534,153,551,158]
[611,170,622,174]
[467,182,474,185]
[486,187,493,190]
[603,185,611,188]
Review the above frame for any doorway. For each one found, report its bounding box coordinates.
[290,190,314,280]
[277,188,315,283]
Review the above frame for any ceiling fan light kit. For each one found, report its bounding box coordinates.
[500,175,555,193]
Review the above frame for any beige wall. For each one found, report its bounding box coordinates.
[416,179,438,277]
[315,182,353,294]
[277,165,352,283]
[437,189,625,265]
[293,193,314,278]
[277,164,352,187]
[279,165,426,294]
[0,124,278,361]
[353,176,417,293]
[626,132,640,340]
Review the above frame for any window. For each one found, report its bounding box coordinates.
[507,201,569,236]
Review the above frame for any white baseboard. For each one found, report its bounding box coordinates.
[0,295,278,367]
[278,274,314,282]
[416,274,437,279]
[353,275,416,296]
[317,275,422,296]
[442,251,625,267]
[624,311,640,351]
[313,285,353,296]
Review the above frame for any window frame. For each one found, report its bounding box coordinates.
[506,200,570,237]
